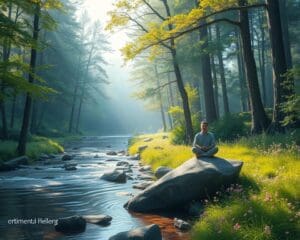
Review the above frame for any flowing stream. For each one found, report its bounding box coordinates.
[0,136,190,240]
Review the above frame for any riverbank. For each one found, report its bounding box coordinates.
[129,132,299,239]
[0,136,67,163]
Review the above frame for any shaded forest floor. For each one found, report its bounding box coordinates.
[129,131,299,240]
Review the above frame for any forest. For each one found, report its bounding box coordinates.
[0,0,299,240]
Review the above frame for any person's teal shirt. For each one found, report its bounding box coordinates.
[193,132,216,149]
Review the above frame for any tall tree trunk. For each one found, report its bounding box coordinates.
[208,27,220,118]
[30,101,38,134]
[167,72,174,129]
[195,0,217,122]
[199,24,217,122]
[167,72,175,107]
[10,93,16,129]
[75,91,83,133]
[239,0,270,133]
[154,65,167,132]
[69,85,78,133]
[17,4,40,155]
[74,34,95,133]
[0,102,8,139]
[258,9,267,106]
[211,55,219,118]
[236,30,248,112]
[0,1,13,139]
[279,0,293,70]
[162,0,194,143]
[266,0,294,131]
[30,49,44,134]
[216,25,230,114]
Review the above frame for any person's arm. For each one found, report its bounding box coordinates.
[206,133,216,150]
[193,134,202,150]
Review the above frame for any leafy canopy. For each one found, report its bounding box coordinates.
[106,0,262,60]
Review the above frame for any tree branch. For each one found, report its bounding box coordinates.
[139,18,240,54]
[197,3,267,23]
[142,0,166,21]
[153,79,177,92]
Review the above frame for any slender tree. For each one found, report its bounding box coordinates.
[238,0,270,133]
[216,24,230,114]
[17,3,41,155]
[265,0,294,131]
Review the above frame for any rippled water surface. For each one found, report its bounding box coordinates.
[0,136,190,240]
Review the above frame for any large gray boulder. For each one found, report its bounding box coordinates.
[0,156,29,171]
[109,224,162,240]
[125,157,243,212]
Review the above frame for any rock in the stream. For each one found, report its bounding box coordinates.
[0,156,29,171]
[48,154,56,159]
[137,173,154,181]
[116,167,132,173]
[125,157,243,212]
[64,163,77,171]
[109,224,162,240]
[174,218,191,231]
[62,154,73,161]
[82,214,112,226]
[139,165,152,172]
[154,166,172,179]
[101,170,127,183]
[132,181,154,190]
[106,151,117,156]
[55,215,86,233]
[117,150,126,155]
[129,153,140,160]
[127,175,134,180]
[116,161,130,167]
[106,158,118,162]
[38,153,49,161]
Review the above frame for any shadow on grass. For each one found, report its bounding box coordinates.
[238,174,260,195]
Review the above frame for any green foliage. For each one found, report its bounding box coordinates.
[171,112,249,143]
[210,114,249,141]
[169,84,201,144]
[281,66,300,126]
[171,113,199,145]
[0,136,63,162]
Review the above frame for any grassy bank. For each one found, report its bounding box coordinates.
[0,136,64,163]
[129,132,299,240]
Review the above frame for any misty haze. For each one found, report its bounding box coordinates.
[0,0,299,240]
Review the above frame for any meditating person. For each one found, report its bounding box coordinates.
[192,120,218,158]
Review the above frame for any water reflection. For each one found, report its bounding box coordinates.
[0,136,190,240]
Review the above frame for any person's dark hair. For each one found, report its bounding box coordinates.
[201,120,208,124]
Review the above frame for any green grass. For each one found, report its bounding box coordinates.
[129,131,300,240]
[0,136,64,163]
